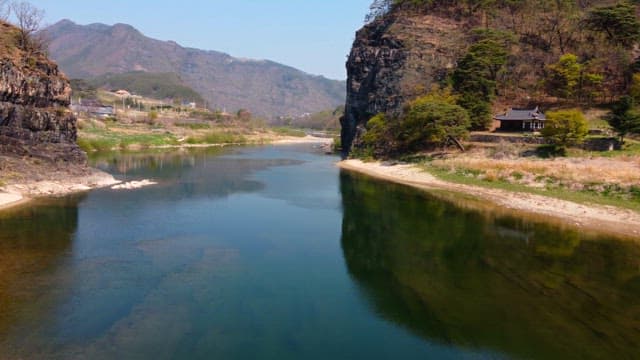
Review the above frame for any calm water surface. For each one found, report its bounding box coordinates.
[1,144,639,359]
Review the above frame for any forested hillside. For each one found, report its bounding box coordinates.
[342,0,640,156]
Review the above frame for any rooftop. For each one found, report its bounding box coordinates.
[495,107,546,121]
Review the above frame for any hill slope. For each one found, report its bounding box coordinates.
[341,0,640,155]
[89,72,205,104]
[45,20,345,117]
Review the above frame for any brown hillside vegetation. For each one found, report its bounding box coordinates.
[342,0,640,154]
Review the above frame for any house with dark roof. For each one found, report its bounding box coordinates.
[494,107,546,131]
[71,99,115,118]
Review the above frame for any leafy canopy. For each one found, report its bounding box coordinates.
[540,109,588,147]
[358,95,470,158]
[396,96,470,152]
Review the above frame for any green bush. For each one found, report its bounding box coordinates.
[541,109,589,147]
[398,97,470,152]
[355,96,470,158]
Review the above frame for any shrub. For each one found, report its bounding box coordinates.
[541,109,588,147]
[397,96,470,152]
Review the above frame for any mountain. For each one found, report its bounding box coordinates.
[44,20,346,117]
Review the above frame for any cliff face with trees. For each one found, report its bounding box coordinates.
[341,0,640,156]
[0,19,84,163]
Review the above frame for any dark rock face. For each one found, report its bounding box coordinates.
[0,58,85,163]
[341,11,466,157]
[341,17,405,158]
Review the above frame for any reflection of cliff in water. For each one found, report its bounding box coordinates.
[339,171,640,360]
[0,196,83,338]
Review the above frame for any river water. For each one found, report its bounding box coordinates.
[0,144,639,359]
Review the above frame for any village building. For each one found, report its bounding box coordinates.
[115,89,131,97]
[71,99,115,118]
[494,107,546,131]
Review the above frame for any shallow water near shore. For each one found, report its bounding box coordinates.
[1,144,639,359]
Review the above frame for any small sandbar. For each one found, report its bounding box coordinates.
[272,135,333,144]
[111,179,158,190]
[0,192,25,210]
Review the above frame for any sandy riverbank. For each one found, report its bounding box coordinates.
[271,135,333,145]
[339,159,640,239]
[0,168,119,212]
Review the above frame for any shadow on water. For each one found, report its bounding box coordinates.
[339,171,640,360]
[0,196,84,341]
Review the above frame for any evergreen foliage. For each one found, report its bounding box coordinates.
[607,95,640,143]
[452,31,510,130]
[586,3,640,48]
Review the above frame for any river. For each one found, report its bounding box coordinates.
[0,144,639,359]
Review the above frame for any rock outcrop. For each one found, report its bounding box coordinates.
[341,11,465,157]
[0,21,85,163]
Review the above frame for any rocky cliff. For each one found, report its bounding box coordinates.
[341,10,465,157]
[0,21,84,163]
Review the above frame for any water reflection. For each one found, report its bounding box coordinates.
[340,171,640,360]
[0,196,83,341]
[89,148,305,203]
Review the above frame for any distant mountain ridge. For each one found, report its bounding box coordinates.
[45,20,345,117]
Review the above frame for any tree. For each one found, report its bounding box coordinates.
[396,97,470,152]
[457,93,493,130]
[586,3,640,48]
[360,113,390,156]
[453,32,510,130]
[365,0,393,23]
[237,109,251,120]
[545,54,582,99]
[541,109,588,147]
[11,1,45,53]
[545,54,602,102]
[607,96,640,143]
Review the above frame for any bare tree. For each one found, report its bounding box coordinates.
[0,0,10,21]
[11,1,45,53]
[365,0,393,24]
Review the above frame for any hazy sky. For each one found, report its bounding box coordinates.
[26,0,373,80]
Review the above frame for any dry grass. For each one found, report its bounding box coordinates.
[430,148,640,192]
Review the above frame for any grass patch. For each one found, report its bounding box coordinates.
[271,127,306,137]
[185,131,246,145]
[78,126,179,152]
[174,122,211,130]
[423,163,640,212]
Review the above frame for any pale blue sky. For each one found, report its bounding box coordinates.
[27,0,373,80]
